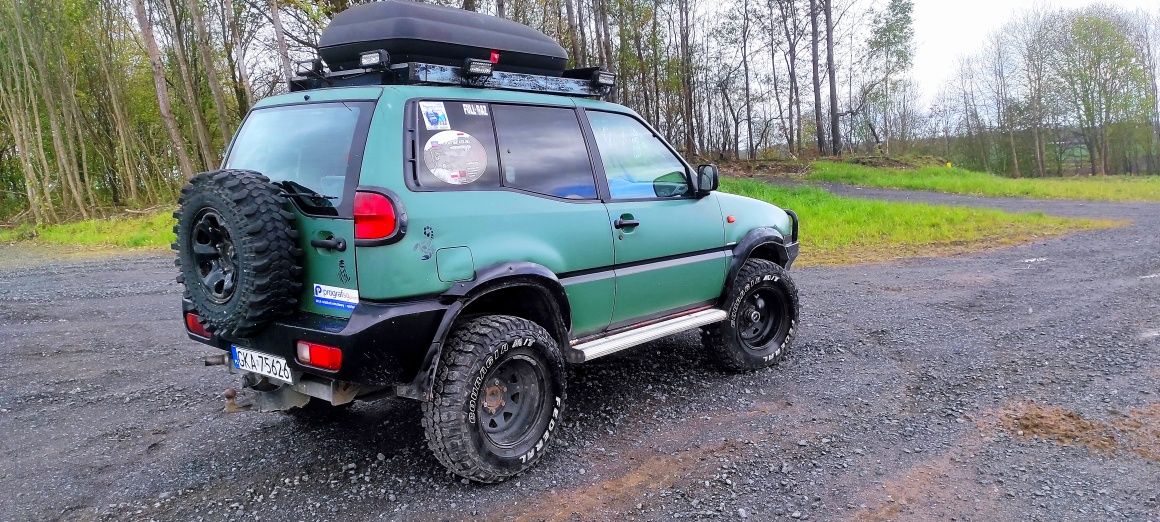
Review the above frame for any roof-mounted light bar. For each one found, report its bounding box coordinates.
[294,58,324,78]
[592,70,616,88]
[359,49,391,69]
[463,58,494,77]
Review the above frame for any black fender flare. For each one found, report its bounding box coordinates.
[396,262,571,400]
[725,226,797,301]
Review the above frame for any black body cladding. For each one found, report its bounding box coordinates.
[318,0,568,75]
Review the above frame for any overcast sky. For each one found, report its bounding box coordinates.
[911,0,1157,101]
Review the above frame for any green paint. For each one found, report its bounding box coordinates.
[230,84,795,337]
[604,196,726,323]
[436,247,475,282]
[292,212,358,318]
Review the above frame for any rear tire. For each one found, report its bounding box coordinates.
[421,315,566,483]
[702,259,799,372]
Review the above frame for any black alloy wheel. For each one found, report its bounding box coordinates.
[737,286,791,352]
[191,209,239,303]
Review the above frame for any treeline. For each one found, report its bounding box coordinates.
[924,6,1160,177]
[1,0,1158,225]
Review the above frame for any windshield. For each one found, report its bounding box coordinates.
[225,102,371,211]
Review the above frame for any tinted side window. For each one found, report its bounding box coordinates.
[414,101,500,190]
[492,105,597,199]
[587,111,690,200]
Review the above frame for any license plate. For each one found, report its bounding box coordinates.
[231,345,293,384]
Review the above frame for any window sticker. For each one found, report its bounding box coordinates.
[423,130,488,185]
[419,101,450,130]
[463,103,489,116]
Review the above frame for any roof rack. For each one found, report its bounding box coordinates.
[289,57,615,99]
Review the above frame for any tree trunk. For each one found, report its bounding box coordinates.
[809,0,824,155]
[576,0,589,67]
[741,0,754,159]
[563,0,579,63]
[463,0,476,12]
[131,0,196,179]
[269,0,294,85]
[161,0,215,169]
[187,0,232,145]
[679,0,696,156]
[824,0,840,155]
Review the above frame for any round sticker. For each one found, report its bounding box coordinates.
[423,131,487,185]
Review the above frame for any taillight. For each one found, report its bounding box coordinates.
[185,312,212,338]
[296,341,343,371]
[353,191,397,241]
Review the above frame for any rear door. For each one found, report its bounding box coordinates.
[225,100,376,318]
[583,110,727,325]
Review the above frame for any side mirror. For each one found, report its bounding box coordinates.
[696,164,719,197]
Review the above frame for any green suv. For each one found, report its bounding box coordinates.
[175,0,799,483]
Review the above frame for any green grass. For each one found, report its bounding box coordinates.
[0,212,176,249]
[720,178,1117,266]
[808,160,1160,202]
[0,182,1120,266]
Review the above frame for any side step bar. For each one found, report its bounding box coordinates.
[569,309,727,363]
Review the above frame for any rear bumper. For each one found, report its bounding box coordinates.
[183,298,447,386]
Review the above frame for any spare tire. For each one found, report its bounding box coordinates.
[173,170,303,337]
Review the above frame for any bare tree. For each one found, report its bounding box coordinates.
[809,0,825,154]
[132,0,196,180]
[824,0,840,155]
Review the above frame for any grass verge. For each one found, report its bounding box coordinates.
[720,178,1119,266]
[0,212,175,249]
[808,160,1160,202]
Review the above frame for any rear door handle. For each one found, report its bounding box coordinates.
[613,218,640,229]
[310,237,347,252]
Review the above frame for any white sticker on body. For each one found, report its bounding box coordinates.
[423,130,488,185]
[313,284,359,311]
[419,101,451,130]
[462,103,489,116]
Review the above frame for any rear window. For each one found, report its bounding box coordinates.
[226,102,373,214]
[411,101,596,200]
[413,101,501,190]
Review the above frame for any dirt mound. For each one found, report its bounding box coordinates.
[846,156,917,169]
[997,402,1160,461]
[719,159,810,179]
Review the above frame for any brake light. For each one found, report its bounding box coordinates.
[296,341,343,371]
[185,312,212,338]
[353,191,397,241]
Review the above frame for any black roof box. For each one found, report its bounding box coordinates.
[318,0,568,76]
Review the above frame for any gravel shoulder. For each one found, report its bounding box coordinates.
[1,188,1158,521]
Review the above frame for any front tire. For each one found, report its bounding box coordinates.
[421,315,566,483]
[702,258,799,372]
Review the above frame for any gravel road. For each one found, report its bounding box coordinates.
[2,188,1158,521]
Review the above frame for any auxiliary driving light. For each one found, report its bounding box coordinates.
[592,70,616,87]
[359,49,390,69]
[463,58,494,77]
[294,58,323,77]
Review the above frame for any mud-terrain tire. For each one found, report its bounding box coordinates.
[421,315,566,483]
[174,170,303,337]
[702,258,799,372]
